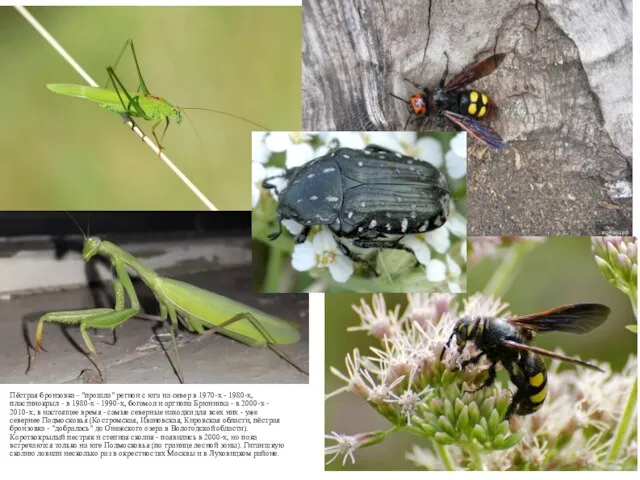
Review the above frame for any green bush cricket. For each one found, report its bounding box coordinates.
[33,231,303,383]
[47,39,269,152]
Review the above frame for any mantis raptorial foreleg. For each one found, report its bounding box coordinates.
[32,236,302,383]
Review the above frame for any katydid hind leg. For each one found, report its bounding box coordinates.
[107,66,149,121]
[107,39,151,95]
[127,39,151,95]
[105,39,131,89]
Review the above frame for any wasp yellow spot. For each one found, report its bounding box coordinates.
[468,103,478,115]
[466,324,474,336]
[470,91,478,102]
[530,385,547,404]
[529,372,545,387]
[478,105,487,117]
[481,94,488,105]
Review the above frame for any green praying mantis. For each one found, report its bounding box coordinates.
[47,39,269,151]
[32,233,303,383]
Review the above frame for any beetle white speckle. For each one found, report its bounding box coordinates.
[410,212,417,219]
[369,220,377,228]
[342,154,350,159]
[386,223,392,230]
[433,216,444,227]
[358,161,363,167]
[385,212,392,218]
[395,152,402,158]
[358,227,363,232]
[307,173,315,178]
[348,211,354,219]
[407,159,414,164]
[310,196,318,200]
[401,218,408,233]
[297,199,303,203]
[323,168,336,173]
[326,196,339,202]
[360,202,366,207]
[419,221,429,232]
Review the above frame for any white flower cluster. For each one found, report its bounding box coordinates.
[253,132,467,288]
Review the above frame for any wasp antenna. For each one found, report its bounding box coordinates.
[389,92,410,105]
[182,107,270,131]
[65,212,87,240]
[439,331,456,361]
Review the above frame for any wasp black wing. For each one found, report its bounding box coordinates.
[508,303,610,334]
[502,340,604,372]
[443,111,507,150]
[443,53,506,92]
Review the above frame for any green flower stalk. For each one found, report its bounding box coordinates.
[468,237,546,267]
[591,236,637,316]
[325,294,637,470]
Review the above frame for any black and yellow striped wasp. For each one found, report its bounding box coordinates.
[391,52,508,150]
[440,303,611,419]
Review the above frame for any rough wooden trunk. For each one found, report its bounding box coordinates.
[302,0,632,235]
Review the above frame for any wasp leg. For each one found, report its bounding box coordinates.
[504,386,527,420]
[464,362,497,394]
[295,226,312,244]
[440,52,450,87]
[459,352,485,370]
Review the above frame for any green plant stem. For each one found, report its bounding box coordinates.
[628,292,637,318]
[483,242,529,298]
[465,441,486,471]
[606,374,637,463]
[264,247,284,293]
[434,442,456,471]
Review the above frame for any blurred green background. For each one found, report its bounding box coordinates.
[325,237,636,470]
[0,6,300,210]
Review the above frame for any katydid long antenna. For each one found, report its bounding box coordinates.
[15,6,218,211]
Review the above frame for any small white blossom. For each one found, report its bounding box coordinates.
[291,229,354,283]
[446,132,467,179]
[251,132,270,164]
[450,131,467,157]
[264,131,312,152]
[426,258,447,281]
[413,136,444,168]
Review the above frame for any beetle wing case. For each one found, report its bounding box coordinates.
[336,147,450,236]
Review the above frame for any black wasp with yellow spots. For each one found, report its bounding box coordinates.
[440,303,611,420]
[390,53,507,150]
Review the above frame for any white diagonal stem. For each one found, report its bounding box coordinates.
[16,5,217,211]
